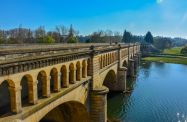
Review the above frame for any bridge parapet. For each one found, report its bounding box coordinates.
[0,43,139,77]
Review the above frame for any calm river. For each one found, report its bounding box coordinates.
[108,62,187,122]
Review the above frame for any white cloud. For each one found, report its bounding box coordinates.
[157,0,163,4]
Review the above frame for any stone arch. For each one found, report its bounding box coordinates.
[0,79,17,115]
[76,61,81,81]
[102,55,105,68]
[37,70,49,98]
[112,53,114,62]
[108,53,110,65]
[82,60,87,78]
[123,60,128,68]
[20,74,34,106]
[50,68,59,92]
[87,58,91,76]
[106,53,108,65]
[104,54,107,66]
[106,54,108,66]
[109,53,111,64]
[69,63,75,84]
[100,56,102,69]
[40,101,89,122]
[61,65,68,88]
[103,70,117,91]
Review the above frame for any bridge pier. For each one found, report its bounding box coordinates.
[28,80,38,104]
[115,67,128,92]
[43,76,51,97]
[90,86,109,122]
[57,73,61,91]
[134,55,139,71]
[9,86,22,114]
[138,52,142,64]
[129,59,135,77]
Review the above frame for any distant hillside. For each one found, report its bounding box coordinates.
[172,37,187,47]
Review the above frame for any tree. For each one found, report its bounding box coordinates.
[113,31,122,43]
[145,31,153,44]
[67,25,79,43]
[122,30,132,43]
[154,37,172,50]
[55,25,68,43]
[44,35,55,43]
[90,31,105,43]
[181,46,187,55]
[34,26,46,43]
[67,35,78,43]
[0,30,5,44]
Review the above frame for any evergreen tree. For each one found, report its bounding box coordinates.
[122,30,132,43]
[145,31,153,44]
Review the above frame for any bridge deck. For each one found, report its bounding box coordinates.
[0,43,135,64]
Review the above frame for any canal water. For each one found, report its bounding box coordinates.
[108,62,187,122]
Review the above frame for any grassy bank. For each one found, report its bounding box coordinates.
[142,56,187,65]
[162,47,183,55]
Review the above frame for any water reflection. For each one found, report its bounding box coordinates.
[108,62,187,122]
[108,77,136,121]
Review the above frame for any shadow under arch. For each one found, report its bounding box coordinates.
[61,65,68,88]
[69,63,75,84]
[37,70,48,98]
[0,79,15,116]
[50,68,58,92]
[123,60,128,68]
[76,61,81,81]
[40,101,89,122]
[103,70,117,91]
[20,74,34,106]
[82,60,87,78]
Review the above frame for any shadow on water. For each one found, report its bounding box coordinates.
[107,76,137,122]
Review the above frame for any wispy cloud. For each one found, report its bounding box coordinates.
[157,0,163,4]
[182,11,187,23]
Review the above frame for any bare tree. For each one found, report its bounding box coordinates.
[113,31,122,43]
[34,26,46,43]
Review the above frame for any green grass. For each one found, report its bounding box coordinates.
[143,57,187,65]
[162,47,183,55]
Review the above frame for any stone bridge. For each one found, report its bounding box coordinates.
[0,43,141,122]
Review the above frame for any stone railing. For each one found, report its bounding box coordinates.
[0,43,140,77]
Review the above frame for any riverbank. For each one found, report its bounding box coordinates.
[142,46,187,65]
[142,56,187,65]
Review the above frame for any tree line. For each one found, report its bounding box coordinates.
[121,30,187,51]
[0,25,79,44]
[0,25,187,52]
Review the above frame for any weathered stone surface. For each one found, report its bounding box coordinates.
[0,43,140,122]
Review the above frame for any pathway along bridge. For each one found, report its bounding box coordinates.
[0,43,140,122]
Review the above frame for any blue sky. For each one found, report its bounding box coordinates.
[0,0,187,38]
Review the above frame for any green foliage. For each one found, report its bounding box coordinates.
[143,57,187,65]
[154,37,172,50]
[181,46,187,55]
[122,30,132,43]
[0,37,3,44]
[37,35,55,43]
[7,38,20,44]
[90,31,105,43]
[145,31,153,44]
[67,36,78,43]
[85,39,91,43]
